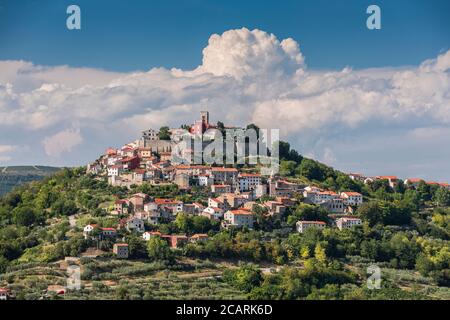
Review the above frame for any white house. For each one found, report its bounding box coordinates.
[340,192,363,206]
[107,165,123,177]
[198,174,214,187]
[296,221,326,233]
[0,288,10,300]
[208,197,227,209]
[336,217,362,230]
[142,231,162,241]
[211,184,232,194]
[202,206,224,220]
[237,173,262,192]
[83,224,97,239]
[223,209,254,228]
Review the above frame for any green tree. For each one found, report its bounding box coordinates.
[147,237,173,261]
[434,187,450,207]
[158,126,171,140]
[13,206,38,227]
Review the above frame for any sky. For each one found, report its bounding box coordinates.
[0,0,449,181]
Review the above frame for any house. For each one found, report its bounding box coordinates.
[0,287,11,300]
[142,231,162,241]
[211,184,232,194]
[237,173,262,192]
[202,206,224,220]
[144,201,158,212]
[132,169,146,183]
[303,190,339,205]
[320,198,345,214]
[135,210,160,225]
[264,201,286,215]
[107,165,123,177]
[296,221,326,233]
[219,194,246,209]
[154,198,183,213]
[129,193,147,211]
[192,202,205,214]
[348,173,366,182]
[83,224,98,239]
[164,235,189,248]
[138,147,153,159]
[404,178,424,189]
[208,197,228,209]
[114,199,129,215]
[126,217,145,233]
[275,197,296,207]
[189,234,209,243]
[336,217,362,230]
[377,176,398,188]
[211,167,239,184]
[340,192,363,206]
[223,209,254,229]
[100,227,117,238]
[113,243,129,259]
[121,156,140,170]
[268,178,303,197]
[198,174,214,186]
[255,184,267,198]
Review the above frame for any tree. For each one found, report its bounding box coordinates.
[224,264,262,293]
[297,159,325,181]
[147,237,173,261]
[158,126,171,140]
[288,203,328,225]
[279,160,297,177]
[126,235,148,259]
[314,243,327,265]
[174,213,193,234]
[434,187,450,207]
[357,202,383,226]
[13,206,38,227]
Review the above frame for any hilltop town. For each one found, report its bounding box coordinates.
[0,112,449,300]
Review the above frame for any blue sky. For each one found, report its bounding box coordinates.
[0,1,450,182]
[1,0,449,71]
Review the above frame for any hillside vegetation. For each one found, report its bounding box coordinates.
[0,144,449,300]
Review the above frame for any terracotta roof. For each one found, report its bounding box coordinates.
[155,198,182,205]
[297,220,326,225]
[101,227,116,231]
[114,243,128,247]
[229,209,254,215]
[211,167,238,172]
[377,176,398,180]
[341,192,362,197]
[190,234,208,239]
[406,178,424,183]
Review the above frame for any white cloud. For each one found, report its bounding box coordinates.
[0,27,449,180]
[198,28,304,80]
[42,128,83,157]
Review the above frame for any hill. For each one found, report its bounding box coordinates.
[0,166,61,196]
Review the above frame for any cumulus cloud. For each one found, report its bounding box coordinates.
[42,128,83,158]
[0,27,449,179]
[198,28,304,79]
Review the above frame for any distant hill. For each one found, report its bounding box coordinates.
[0,166,61,196]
